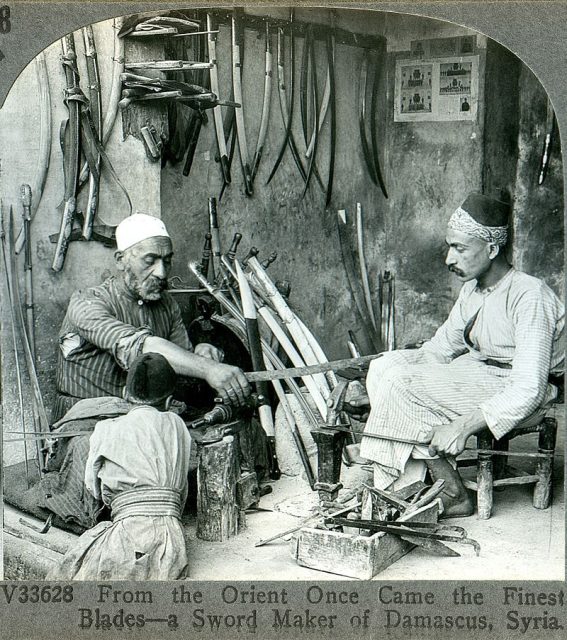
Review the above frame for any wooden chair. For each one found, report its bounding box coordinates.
[459,375,563,519]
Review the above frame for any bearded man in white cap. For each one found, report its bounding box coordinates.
[27,214,252,532]
[55,213,250,419]
[351,193,564,517]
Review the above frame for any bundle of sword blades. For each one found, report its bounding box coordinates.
[185,198,375,487]
[119,72,239,111]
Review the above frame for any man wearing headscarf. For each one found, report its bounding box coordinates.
[355,194,564,517]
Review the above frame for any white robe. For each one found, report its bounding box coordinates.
[361,269,564,489]
[47,406,192,580]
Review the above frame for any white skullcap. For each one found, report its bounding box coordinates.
[115,213,171,252]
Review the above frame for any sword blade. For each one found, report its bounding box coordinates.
[245,353,381,382]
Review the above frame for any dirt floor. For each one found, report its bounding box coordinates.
[4,408,564,581]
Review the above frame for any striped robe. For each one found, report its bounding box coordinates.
[360,269,564,489]
[57,276,190,405]
[47,406,192,580]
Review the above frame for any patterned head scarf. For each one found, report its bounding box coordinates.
[447,193,510,246]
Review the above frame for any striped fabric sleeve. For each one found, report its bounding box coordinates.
[480,286,557,438]
[66,291,153,369]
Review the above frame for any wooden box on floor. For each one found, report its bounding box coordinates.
[291,501,440,580]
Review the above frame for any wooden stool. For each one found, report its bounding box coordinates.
[460,376,563,520]
[461,416,557,519]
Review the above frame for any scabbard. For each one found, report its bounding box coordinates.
[231,12,253,196]
[369,51,388,198]
[207,13,231,186]
[251,22,272,182]
[53,33,81,272]
[359,53,378,187]
[267,21,309,186]
[325,32,336,207]
[82,25,102,240]
[302,31,319,197]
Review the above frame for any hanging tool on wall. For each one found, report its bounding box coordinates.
[302,26,319,198]
[300,23,313,151]
[538,97,555,185]
[81,24,102,240]
[324,28,336,207]
[369,45,388,199]
[52,33,82,272]
[236,261,281,480]
[251,21,273,183]
[231,9,254,196]
[76,16,124,218]
[358,50,388,198]
[118,13,201,38]
[267,11,310,186]
[207,12,231,187]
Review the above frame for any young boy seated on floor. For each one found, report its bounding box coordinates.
[47,352,192,580]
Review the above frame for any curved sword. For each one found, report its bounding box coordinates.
[81,24,102,240]
[302,31,319,197]
[251,21,272,182]
[78,17,124,192]
[359,52,378,187]
[189,261,320,430]
[369,49,388,198]
[231,11,253,195]
[52,33,81,272]
[207,13,231,186]
[325,31,336,208]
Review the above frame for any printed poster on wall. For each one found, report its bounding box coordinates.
[394,55,479,122]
